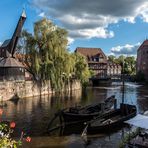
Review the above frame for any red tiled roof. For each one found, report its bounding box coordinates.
[138,40,148,51]
[75,47,107,59]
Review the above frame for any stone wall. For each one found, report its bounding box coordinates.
[0,80,81,101]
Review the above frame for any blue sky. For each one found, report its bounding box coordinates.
[1,0,148,56]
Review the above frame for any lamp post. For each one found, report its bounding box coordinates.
[122,57,125,104]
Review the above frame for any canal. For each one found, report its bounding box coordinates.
[1,82,148,147]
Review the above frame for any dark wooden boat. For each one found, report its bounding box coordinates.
[87,103,137,134]
[61,95,116,123]
[47,96,116,133]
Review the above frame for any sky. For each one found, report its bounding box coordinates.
[1,0,148,56]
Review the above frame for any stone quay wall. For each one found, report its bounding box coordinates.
[0,80,81,101]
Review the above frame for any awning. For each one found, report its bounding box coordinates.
[125,114,148,129]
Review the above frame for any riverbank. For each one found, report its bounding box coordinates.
[2,82,148,147]
[0,80,81,101]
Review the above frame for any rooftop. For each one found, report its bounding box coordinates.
[75,47,107,58]
[0,57,24,68]
[138,39,148,51]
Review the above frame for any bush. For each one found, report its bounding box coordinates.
[118,128,140,148]
[0,108,31,147]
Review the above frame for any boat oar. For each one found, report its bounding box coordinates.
[47,111,61,130]
[81,123,88,141]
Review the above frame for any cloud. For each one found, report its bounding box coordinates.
[38,12,45,17]
[67,37,74,45]
[69,27,114,39]
[31,0,148,40]
[111,42,141,55]
[0,42,2,46]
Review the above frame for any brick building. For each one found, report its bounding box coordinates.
[75,47,108,78]
[137,40,148,81]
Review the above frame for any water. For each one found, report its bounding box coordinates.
[1,82,148,148]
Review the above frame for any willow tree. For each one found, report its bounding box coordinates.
[74,53,90,85]
[21,18,90,91]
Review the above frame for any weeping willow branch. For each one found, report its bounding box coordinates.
[19,18,90,91]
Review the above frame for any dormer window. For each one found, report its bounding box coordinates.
[95,57,99,62]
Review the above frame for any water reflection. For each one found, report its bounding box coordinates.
[1,82,148,147]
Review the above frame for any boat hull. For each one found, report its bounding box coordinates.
[61,95,116,123]
[87,104,137,134]
[62,112,101,123]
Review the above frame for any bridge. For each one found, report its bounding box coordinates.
[110,74,135,82]
[90,74,135,86]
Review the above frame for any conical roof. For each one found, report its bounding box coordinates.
[22,9,26,18]
[0,57,24,68]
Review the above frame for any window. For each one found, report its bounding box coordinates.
[95,57,99,62]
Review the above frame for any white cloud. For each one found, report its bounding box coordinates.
[69,27,114,39]
[0,42,2,46]
[124,17,135,24]
[38,12,45,17]
[31,0,148,41]
[111,42,141,56]
[67,37,74,45]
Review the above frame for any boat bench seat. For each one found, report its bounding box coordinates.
[102,119,113,124]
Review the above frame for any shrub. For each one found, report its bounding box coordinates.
[0,108,31,148]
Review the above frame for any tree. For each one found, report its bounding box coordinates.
[107,55,136,75]
[20,18,90,91]
[74,53,90,84]
[108,55,116,63]
[124,56,136,75]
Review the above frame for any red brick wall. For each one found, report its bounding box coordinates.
[137,44,148,81]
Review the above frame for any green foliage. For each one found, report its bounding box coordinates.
[21,18,90,90]
[124,56,136,75]
[74,53,90,84]
[89,69,95,77]
[108,55,136,75]
[108,55,116,63]
[0,122,21,148]
[119,128,140,148]
[0,108,31,148]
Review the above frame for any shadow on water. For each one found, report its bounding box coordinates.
[2,82,148,147]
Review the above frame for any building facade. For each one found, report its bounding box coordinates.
[75,47,107,78]
[75,47,122,79]
[137,40,148,81]
[75,47,108,78]
[107,61,122,76]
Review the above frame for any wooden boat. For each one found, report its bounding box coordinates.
[61,95,116,123]
[87,103,137,134]
[47,96,116,133]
